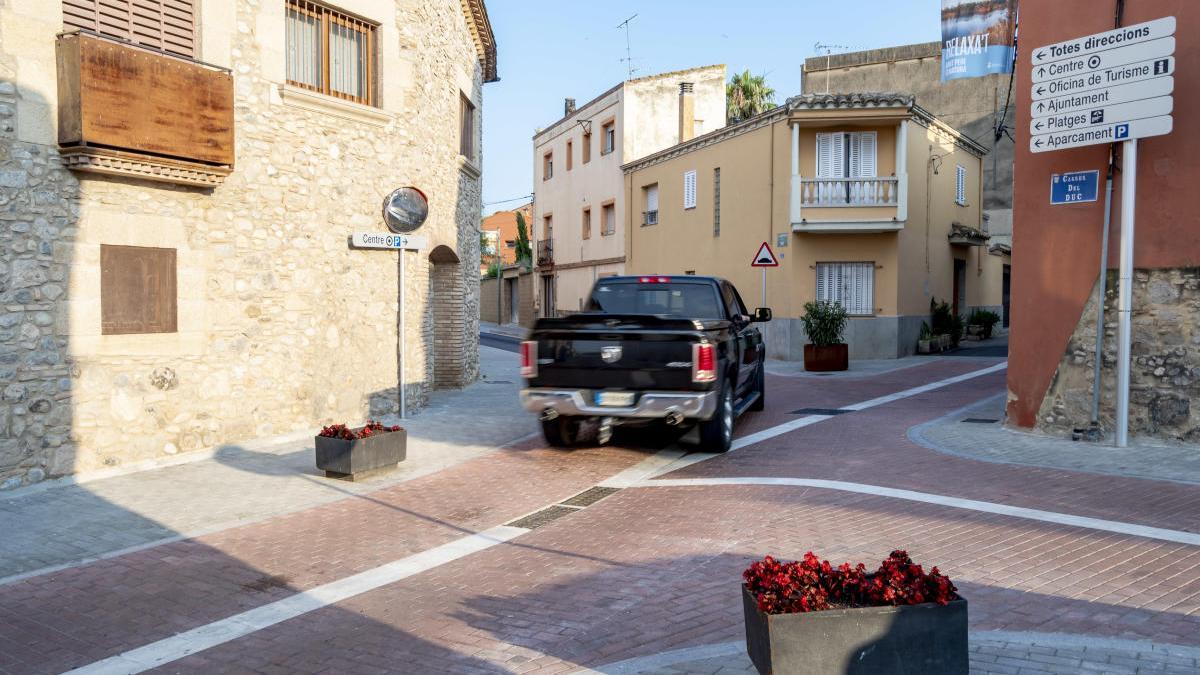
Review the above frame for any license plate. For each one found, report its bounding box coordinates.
[596,391,636,407]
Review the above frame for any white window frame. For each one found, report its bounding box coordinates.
[643,184,659,225]
[816,262,875,316]
[683,170,697,209]
[815,131,877,178]
[955,164,967,205]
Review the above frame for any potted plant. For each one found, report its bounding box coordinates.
[743,550,966,675]
[930,299,963,351]
[967,309,1000,340]
[800,300,849,372]
[315,420,406,480]
[917,322,934,354]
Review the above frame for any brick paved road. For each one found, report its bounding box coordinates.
[2,356,1198,674]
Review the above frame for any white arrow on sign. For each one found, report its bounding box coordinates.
[1032,56,1174,101]
[1029,95,1173,135]
[1032,37,1174,83]
[1032,77,1173,118]
[1030,115,1173,154]
[1031,16,1175,65]
[351,232,428,250]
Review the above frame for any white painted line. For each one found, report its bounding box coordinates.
[598,448,690,488]
[570,641,745,674]
[66,525,529,675]
[646,362,1007,477]
[636,477,1200,547]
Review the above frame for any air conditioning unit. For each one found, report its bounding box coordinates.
[643,210,659,225]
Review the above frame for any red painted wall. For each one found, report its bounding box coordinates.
[1008,1,1200,427]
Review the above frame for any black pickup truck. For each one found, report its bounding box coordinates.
[519,275,771,453]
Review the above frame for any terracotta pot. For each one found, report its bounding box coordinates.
[804,344,848,372]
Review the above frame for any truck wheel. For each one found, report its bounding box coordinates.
[698,384,733,453]
[541,416,581,448]
[750,361,765,412]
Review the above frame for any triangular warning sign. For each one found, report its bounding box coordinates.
[751,241,779,267]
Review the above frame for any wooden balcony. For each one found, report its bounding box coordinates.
[56,31,234,187]
[799,177,899,207]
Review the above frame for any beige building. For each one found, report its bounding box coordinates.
[0,0,497,488]
[532,65,726,316]
[624,93,1009,360]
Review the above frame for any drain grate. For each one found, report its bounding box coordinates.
[506,505,579,530]
[790,408,853,416]
[961,418,999,424]
[561,486,620,507]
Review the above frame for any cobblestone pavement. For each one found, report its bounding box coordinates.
[0,346,536,582]
[2,355,1198,674]
[912,393,1200,486]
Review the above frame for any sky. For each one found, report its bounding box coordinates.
[479,0,943,215]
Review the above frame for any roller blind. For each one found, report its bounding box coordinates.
[64,0,195,59]
[645,184,659,211]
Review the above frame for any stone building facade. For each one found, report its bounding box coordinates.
[0,0,497,488]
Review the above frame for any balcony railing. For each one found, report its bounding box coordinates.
[800,177,899,207]
[537,239,554,266]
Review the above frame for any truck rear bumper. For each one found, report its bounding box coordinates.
[520,389,717,421]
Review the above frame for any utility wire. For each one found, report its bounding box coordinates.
[483,194,533,207]
[993,15,1019,143]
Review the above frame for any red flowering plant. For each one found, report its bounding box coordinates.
[317,420,402,440]
[743,550,958,614]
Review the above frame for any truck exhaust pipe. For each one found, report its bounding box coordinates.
[540,408,559,422]
[664,409,684,426]
[598,417,614,445]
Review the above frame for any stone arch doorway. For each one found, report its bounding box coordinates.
[428,245,465,388]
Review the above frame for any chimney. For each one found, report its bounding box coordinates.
[678,82,695,142]
[564,98,576,116]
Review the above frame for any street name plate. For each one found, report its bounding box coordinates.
[1029,18,1174,154]
[1031,17,1175,65]
[1032,37,1174,83]
[1050,170,1100,205]
[351,232,428,250]
[1032,77,1173,118]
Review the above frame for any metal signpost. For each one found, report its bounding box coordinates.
[750,241,779,309]
[1029,17,1175,447]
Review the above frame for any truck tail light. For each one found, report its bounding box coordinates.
[638,276,672,283]
[693,343,716,383]
[520,341,538,378]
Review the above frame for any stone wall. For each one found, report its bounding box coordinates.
[480,269,535,328]
[0,0,484,489]
[1035,268,1200,441]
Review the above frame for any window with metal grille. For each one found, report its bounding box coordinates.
[286,0,377,106]
[713,167,721,236]
[816,262,874,316]
[101,245,178,335]
[63,0,196,58]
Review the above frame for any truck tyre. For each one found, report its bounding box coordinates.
[749,360,765,412]
[698,383,733,453]
[541,416,581,448]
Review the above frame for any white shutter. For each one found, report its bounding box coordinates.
[816,133,833,177]
[683,170,697,209]
[646,184,659,211]
[816,262,873,315]
[857,132,877,178]
[830,133,846,178]
[848,133,861,178]
[956,165,966,204]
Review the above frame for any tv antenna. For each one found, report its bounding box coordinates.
[813,42,850,94]
[617,14,638,80]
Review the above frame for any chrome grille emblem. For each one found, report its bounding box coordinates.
[601,346,623,363]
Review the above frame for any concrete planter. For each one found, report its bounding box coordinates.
[803,344,848,372]
[315,427,406,480]
[742,585,968,675]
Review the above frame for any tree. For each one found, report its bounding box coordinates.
[514,210,533,269]
[726,70,776,124]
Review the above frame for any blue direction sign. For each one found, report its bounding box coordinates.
[1050,170,1100,205]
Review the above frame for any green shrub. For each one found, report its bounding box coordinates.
[919,321,933,341]
[930,299,954,336]
[800,301,848,347]
[967,309,1001,339]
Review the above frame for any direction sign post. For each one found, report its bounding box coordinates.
[750,242,779,310]
[1028,17,1175,447]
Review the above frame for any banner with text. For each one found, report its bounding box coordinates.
[941,0,1017,81]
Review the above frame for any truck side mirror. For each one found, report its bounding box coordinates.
[753,307,772,323]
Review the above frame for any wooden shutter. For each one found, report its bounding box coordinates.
[64,0,195,58]
[101,245,178,335]
[683,170,697,209]
[857,132,877,178]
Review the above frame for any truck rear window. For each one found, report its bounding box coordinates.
[586,283,723,319]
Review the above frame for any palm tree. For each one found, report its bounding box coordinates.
[726,70,776,123]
